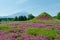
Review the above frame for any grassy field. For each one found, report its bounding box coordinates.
[0,20,60,40]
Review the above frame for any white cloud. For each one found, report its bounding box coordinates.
[16,0,28,4]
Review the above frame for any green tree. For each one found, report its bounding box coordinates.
[28,14,35,20]
[18,16,25,21]
[0,19,2,22]
[18,16,27,21]
[56,12,60,19]
[23,16,27,21]
[7,18,14,21]
[53,16,57,18]
[14,16,18,21]
[18,16,21,21]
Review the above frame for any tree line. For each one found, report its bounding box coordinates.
[53,12,60,20]
[0,14,35,21]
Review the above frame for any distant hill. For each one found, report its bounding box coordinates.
[1,11,29,18]
[36,12,53,20]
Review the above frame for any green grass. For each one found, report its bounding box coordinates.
[26,28,58,37]
[28,18,60,24]
[0,26,12,32]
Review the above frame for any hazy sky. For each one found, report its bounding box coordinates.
[0,0,60,16]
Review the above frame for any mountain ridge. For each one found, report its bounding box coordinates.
[1,11,29,18]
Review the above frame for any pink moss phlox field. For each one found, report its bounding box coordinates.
[0,21,60,40]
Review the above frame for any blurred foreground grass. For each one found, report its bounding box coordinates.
[0,26,12,32]
[26,28,60,37]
